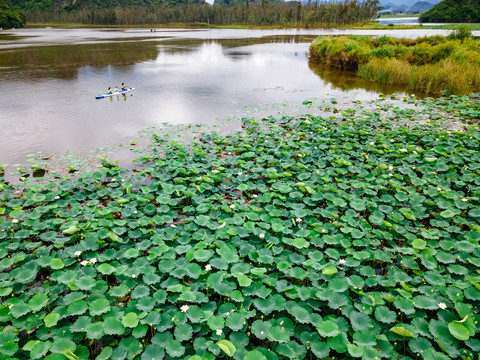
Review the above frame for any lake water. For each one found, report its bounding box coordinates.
[377,17,420,25]
[0,27,455,169]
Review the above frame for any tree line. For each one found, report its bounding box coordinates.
[16,0,380,27]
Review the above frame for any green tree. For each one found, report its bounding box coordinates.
[420,0,480,23]
[0,2,25,28]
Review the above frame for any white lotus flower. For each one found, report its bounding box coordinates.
[180,305,190,313]
[216,329,222,336]
[205,264,212,271]
[81,260,89,266]
[131,274,136,279]
[12,219,19,224]
[111,178,116,182]
[389,166,393,170]
[230,204,235,209]
[252,194,258,198]
[90,258,97,264]
[55,196,60,200]
[321,229,326,233]
[369,142,375,145]
[438,302,447,310]
[296,218,302,223]
[259,233,265,239]
[238,172,243,176]
[339,259,347,265]
[389,173,393,176]
[437,188,442,191]
[74,251,82,256]
[462,198,468,202]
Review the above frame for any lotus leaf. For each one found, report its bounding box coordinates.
[122,312,139,328]
[317,320,340,337]
[44,313,60,328]
[243,350,267,360]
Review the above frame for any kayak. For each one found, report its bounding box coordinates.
[95,87,135,99]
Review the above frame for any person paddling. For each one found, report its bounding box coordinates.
[121,82,127,91]
[107,87,112,94]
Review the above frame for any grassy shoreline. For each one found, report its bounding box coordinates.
[24,21,425,30]
[309,35,480,96]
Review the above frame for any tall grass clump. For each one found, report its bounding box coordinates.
[357,58,412,85]
[310,35,480,96]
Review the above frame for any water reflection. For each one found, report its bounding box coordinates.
[377,17,420,25]
[0,41,159,80]
[0,28,450,166]
[308,60,414,96]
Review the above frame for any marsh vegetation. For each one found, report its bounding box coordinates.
[309,33,480,96]
[0,94,479,360]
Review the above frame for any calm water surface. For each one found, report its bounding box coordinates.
[0,27,455,166]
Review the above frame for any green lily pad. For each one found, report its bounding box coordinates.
[317,320,340,337]
[165,340,185,358]
[217,340,236,357]
[322,266,338,276]
[122,312,140,328]
[243,350,267,360]
[97,263,117,275]
[390,326,416,338]
[448,320,471,341]
[44,313,60,328]
[103,317,125,336]
[89,298,111,316]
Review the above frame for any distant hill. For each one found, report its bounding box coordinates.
[419,0,480,23]
[379,0,437,14]
[379,0,440,7]
[410,1,435,13]
[382,3,409,13]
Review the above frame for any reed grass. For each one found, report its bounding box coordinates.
[309,35,480,95]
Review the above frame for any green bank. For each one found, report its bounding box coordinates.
[309,32,480,96]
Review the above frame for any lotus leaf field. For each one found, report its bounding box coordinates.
[1,95,480,360]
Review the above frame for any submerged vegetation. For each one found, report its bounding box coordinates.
[309,35,480,96]
[0,94,480,359]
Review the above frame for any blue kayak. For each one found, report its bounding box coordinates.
[95,87,135,99]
